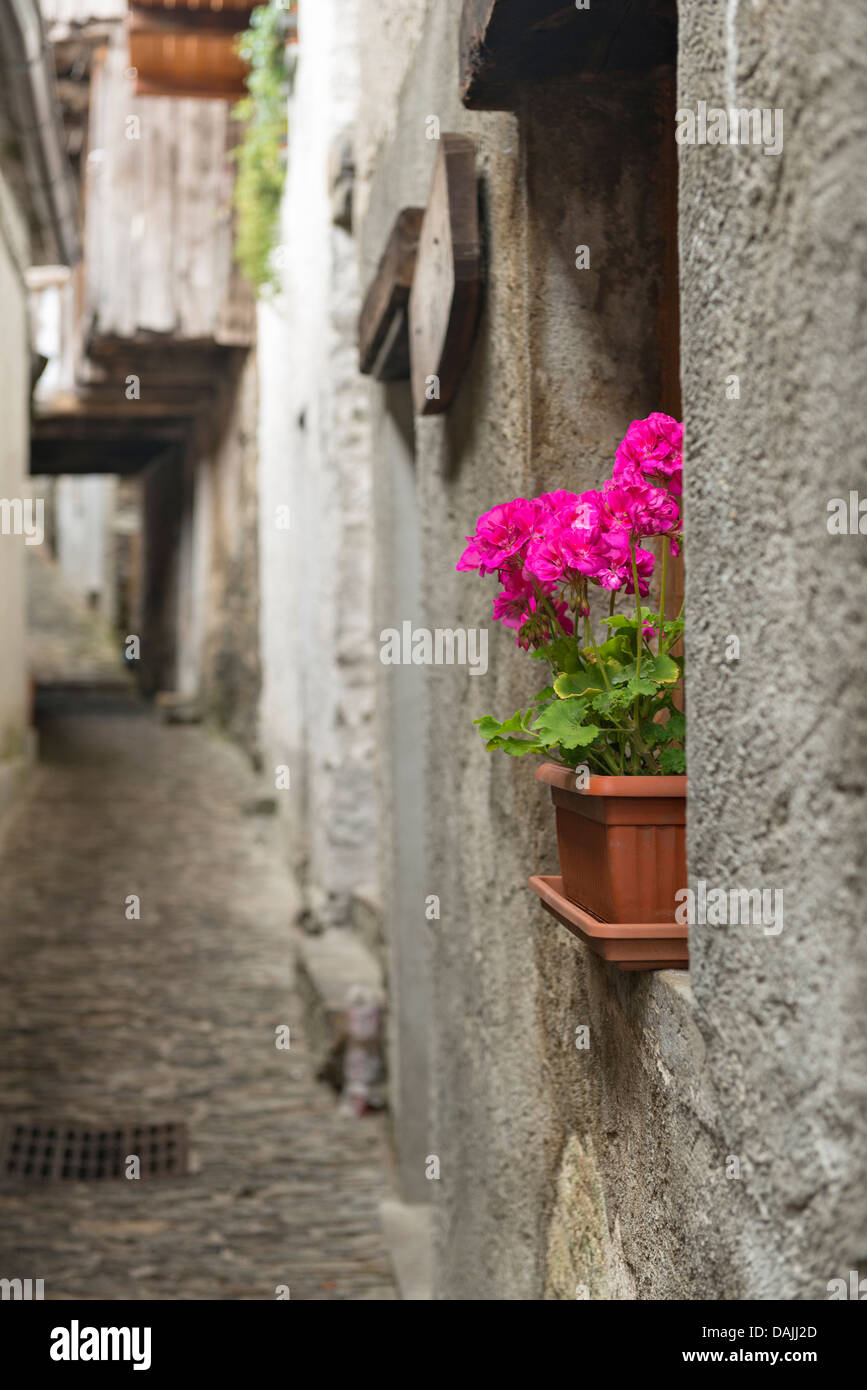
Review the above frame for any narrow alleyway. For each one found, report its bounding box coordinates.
[0,684,396,1300]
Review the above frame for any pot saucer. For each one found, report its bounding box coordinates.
[529,874,688,972]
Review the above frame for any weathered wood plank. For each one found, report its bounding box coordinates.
[130,30,248,100]
[459,0,677,111]
[133,77,247,100]
[408,134,480,416]
[139,99,177,334]
[31,411,188,476]
[358,207,424,379]
[128,7,253,35]
[83,33,254,349]
[128,1,251,98]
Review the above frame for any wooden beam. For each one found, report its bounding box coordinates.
[32,412,189,441]
[129,21,248,101]
[129,6,254,35]
[82,341,249,389]
[132,0,254,10]
[408,134,480,416]
[358,207,424,379]
[36,389,218,419]
[31,442,179,477]
[133,77,247,100]
[459,0,677,111]
[31,414,188,476]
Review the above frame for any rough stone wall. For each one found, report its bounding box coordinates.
[357,0,866,1299]
[140,449,183,698]
[197,354,262,759]
[142,349,261,753]
[355,0,429,227]
[257,0,376,927]
[138,362,260,752]
[55,475,118,625]
[0,165,30,765]
[679,0,867,1297]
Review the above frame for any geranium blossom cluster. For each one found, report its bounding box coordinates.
[456,413,682,648]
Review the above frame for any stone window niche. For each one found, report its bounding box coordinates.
[460,0,687,970]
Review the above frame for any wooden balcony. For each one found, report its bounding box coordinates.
[127,0,298,101]
[129,3,254,100]
[31,32,255,476]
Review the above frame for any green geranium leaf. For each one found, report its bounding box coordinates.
[496,711,527,735]
[612,653,681,687]
[487,736,543,757]
[592,688,632,715]
[626,676,657,698]
[666,710,686,740]
[530,638,581,673]
[641,721,666,746]
[474,716,502,738]
[554,670,607,699]
[532,700,601,750]
[660,747,686,774]
[595,636,631,662]
[649,653,681,683]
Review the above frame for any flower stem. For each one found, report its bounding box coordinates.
[658,535,669,652]
[584,599,612,691]
[532,580,569,639]
[580,579,593,649]
[630,540,646,740]
[630,542,644,680]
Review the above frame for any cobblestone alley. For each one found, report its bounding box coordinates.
[0,680,395,1300]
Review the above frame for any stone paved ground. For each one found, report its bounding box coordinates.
[0,690,396,1300]
[27,549,134,687]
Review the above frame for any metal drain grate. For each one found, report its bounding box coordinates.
[0,1121,190,1181]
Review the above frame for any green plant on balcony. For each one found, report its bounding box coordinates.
[232,2,291,293]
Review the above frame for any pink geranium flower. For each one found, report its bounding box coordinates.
[456,497,537,575]
[525,526,574,585]
[457,412,680,640]
[456,412,684,776]
[602,479,680,539]
[492,572,535,629]
[537,489,579,513]
[615,412,681,475]
[624,545,656,597]
[456,535,489,572]
[614,412,683,509]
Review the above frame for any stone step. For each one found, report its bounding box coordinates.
[294,928,386,1108]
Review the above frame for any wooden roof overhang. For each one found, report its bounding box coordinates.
[31,409,189,476]
[31,341,247,475]
[459,0,677,110]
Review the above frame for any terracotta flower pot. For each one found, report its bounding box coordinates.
[535,763,686,925]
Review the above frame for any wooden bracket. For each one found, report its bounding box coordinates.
[408,134,480,416]
[358,207,425,380]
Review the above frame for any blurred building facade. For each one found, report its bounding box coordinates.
[30,1,260,743]
[0,0,79,808]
